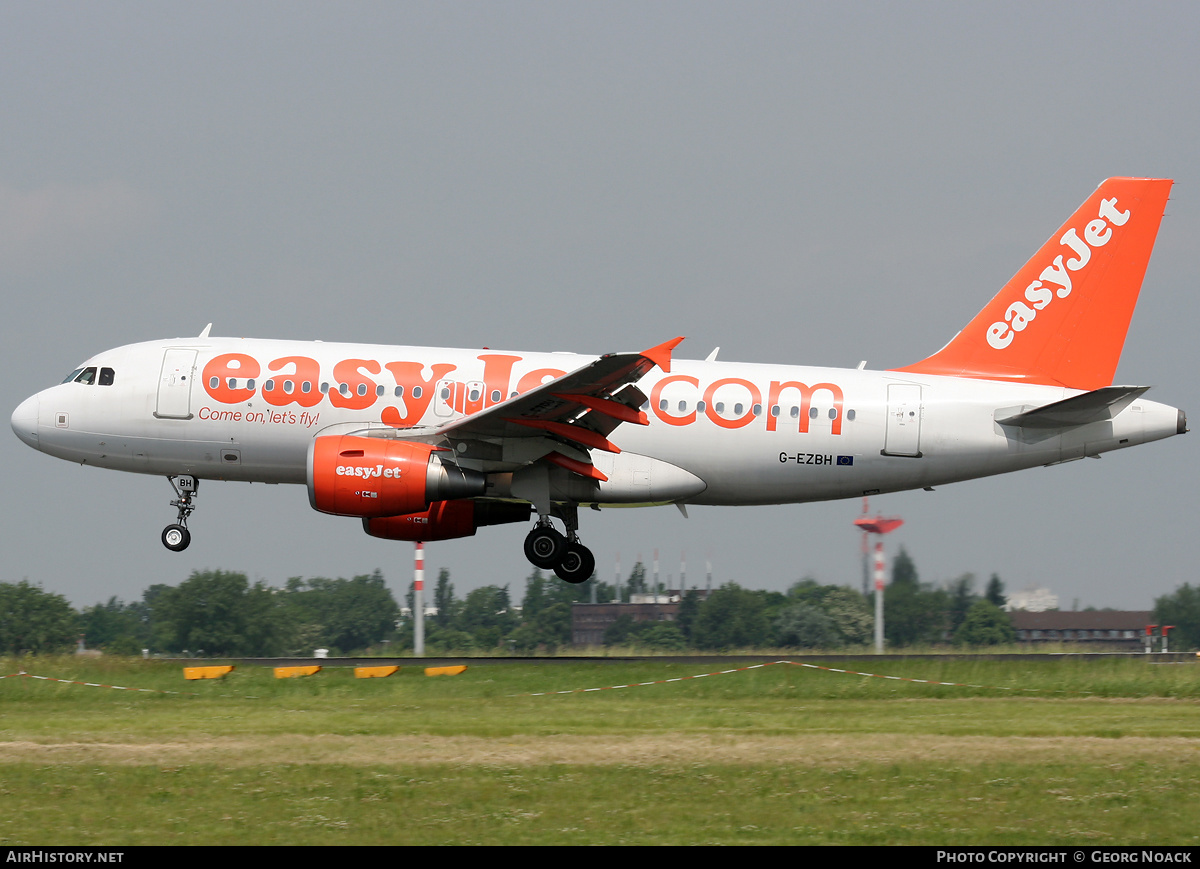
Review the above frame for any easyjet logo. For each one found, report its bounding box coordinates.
[650,374,845,434]
[200,352,566,424]
[336,464,402,480]
[986,196,1131,350]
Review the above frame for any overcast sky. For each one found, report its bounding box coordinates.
[2,2,1197,612]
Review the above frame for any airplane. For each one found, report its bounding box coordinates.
[10,177,1186,583]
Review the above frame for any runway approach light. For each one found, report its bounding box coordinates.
[274,665,322,679]
[355,665,400,678]
[425,665,468,677]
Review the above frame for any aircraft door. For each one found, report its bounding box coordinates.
[155,349,198,419]
[434,379,458,417]
[883,383,923,457]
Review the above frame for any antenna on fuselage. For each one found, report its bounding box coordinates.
[198,323,213,339]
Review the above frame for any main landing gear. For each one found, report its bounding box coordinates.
[162,475,198,552]
[523,506,596,584]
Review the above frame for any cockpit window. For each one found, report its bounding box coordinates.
[61,368,84,384]
[99,367,115,386]
[75,367,98,385]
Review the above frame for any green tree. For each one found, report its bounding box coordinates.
[675,590,702,642]
[511,601,572,652]
[433,568,459,629]
[626,562,648,596]
[280,570,398,653]
[521,570,550,621]
[691,583,770,649]
[891,547,919,588]
[635,623,687,651]
[79,596,149,655]
[459,585,517,649]
[821,587,874,646]
[946,573,977,635]
[150,570,284,656]
[954,600,1017,646]
[985,573,1006,608]
[603,614,637,646]
[0,580,77,655]
[775,603,840,649]
[1154,583,1200,651]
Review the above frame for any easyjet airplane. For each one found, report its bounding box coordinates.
[10,178,1185,583]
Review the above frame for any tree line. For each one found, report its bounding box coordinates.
[2,548,1198,655]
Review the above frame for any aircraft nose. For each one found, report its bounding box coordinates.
[11,394,40,450]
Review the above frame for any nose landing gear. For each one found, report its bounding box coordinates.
[162,475,198,552]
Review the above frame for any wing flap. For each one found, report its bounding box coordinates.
[379,338,683,480]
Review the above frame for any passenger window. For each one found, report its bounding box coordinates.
[264,380,275,392]
[394,386,404,398]
[847,409,856,421]
[809,407,819,419]
[302,381,312,394]
[99,368,115,386]
[790,407,799,419]
[828,408,838,419]
[412,386,423,399]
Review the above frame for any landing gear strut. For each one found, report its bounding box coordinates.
[162,475,198,552]
[522,505,596,584]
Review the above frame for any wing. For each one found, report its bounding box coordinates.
[379,337,684,481]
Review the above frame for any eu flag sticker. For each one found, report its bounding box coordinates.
[837,455,854,466]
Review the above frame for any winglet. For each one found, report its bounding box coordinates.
[641,336,685,374]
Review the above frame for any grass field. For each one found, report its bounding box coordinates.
[1,655,1198,845]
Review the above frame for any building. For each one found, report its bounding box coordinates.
[1004,586,1059,612]
[1009,610,1154,650]
[571,592,700,646]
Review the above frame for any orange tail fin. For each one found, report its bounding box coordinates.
[893,178,1172,390]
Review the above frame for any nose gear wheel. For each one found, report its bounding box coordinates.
[161,475,198,552]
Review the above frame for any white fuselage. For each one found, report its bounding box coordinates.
[10,337,1184,508]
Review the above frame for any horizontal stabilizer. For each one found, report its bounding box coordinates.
[996,385,1149,429]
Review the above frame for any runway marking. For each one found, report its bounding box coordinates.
[524,660,1094,696]
[1,671,199,695]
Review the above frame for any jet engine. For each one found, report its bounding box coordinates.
[307,435,486,518]
[363,499,532,541]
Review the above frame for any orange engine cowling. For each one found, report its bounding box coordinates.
[364,500,532,541]
[307,435,486,518]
